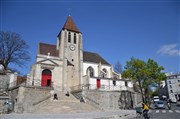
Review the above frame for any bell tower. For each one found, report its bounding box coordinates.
[57,15,83,91]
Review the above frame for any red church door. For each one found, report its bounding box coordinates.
[41,69,52,87]
[97,79,100,89]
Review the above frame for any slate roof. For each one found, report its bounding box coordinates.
[63,16,80,33]
[83,51,110,65]
[38,43,110,65]
[39,43,59,57]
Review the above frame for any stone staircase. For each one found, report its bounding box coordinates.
[0,89,8,96]
[33,91,100,114]
[51,91,80,102]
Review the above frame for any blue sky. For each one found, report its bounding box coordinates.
[1,0,179,75]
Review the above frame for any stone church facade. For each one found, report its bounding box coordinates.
[27,16,83,92]
[26,16,135,99]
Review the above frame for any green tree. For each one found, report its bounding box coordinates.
[146,59,166,94]
[122,57,146,102]
[122,57,166,103]
[0,31,30,74]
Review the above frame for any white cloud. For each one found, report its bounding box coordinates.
[157,44,180,56]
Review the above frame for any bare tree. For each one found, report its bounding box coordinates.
[0,31,30,73]
[114,61,123,73]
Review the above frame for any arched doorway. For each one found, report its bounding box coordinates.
[41,69,52,87]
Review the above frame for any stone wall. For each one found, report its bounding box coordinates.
[0,72,17,89]
[134,92,143,106]
[9,86,53,113]
[0,75,9,89]
[74,90,136,111]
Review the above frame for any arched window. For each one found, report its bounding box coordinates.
[74,33,76,44]
[68,32,71,42]
[87,66,94,77]
[102,68,108,78]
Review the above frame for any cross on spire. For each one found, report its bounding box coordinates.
[68,8,71,16]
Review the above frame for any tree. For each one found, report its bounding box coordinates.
[114,61,123,73]
[122,57,146,102]
[0,31,30,73]
[146,59,166,94]
[122,57,166,103]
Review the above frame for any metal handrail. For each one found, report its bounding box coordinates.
[70,84,133,92]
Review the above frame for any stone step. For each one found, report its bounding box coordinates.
[51,99,79,103]
[34,101,100,114]
[50,91,79,102]
[0,91,8,96]
[33,91,100,114]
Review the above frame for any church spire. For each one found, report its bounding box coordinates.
[63,16,80,33]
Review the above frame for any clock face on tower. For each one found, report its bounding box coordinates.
[69,44,76,51]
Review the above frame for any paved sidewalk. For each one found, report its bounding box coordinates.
[0,110,136,119]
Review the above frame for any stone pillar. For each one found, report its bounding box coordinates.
[14,87,25,113]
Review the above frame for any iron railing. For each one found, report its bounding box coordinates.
[70,84,133,92]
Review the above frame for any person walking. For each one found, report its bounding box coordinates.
[167,99,171,109]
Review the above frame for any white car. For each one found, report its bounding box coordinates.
[153,96,160,103]
[171,98,177,103]
[155,101,165,109]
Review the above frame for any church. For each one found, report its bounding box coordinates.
[27,15,134,100]
[4,15,140,112]
[0,16,139,113]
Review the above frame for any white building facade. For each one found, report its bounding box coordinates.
[166,73,180,102]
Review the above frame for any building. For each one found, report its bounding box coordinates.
[0,16,140,113]
[27,16,83,91]
[26,15,133,93]
[0,69,17,113]
[20,15,140,111]
[166,73,180,102]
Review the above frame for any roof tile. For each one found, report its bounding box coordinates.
[83,51,110,65]
[63,16,80,33]
[39,43,59,57]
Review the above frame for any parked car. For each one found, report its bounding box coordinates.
[171,98,177,103]
[155,101,165,109]
[162,95,167,101]
[177,101,180,106]
[153,96,160,103]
